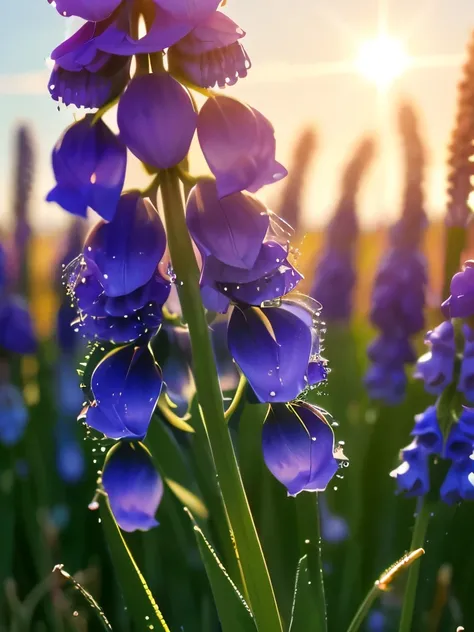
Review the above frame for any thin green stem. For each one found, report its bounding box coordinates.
[348,548,425,632]
[398,500,431,632]
[100,497,170,631]
[345,584,380,632]
[160,168,283,632]
[295,493,327,632]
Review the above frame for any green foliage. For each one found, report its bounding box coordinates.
[187,511,257,632]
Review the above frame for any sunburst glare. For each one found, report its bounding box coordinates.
[355,35,410,88]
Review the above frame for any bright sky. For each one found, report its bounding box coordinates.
[0,0,472,233]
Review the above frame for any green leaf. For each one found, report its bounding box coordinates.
[53,565,113,631]
[146,415,207,519]
[100,497,170,632]
[289,556,322,632]
[187,511,257,632]
[165,479,208,520]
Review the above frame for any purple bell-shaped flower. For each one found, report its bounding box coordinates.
[102,441,164,532]
[262,402,341,496]
[440,456,474,504]
[117,73,197,170]
[49,19,131,109]
[84,344,163,440]
[414,321,455,395]
[83,192,167,297]
[198,96,287,198]
[410,406,443,454]
[228,305,311,403]
[390,440,430,497]
[47,117,126,221]
[442,260,474,319]
[168,11,250,89]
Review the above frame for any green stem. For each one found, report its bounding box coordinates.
[398,500,431,632]
[160,168,282,632]
[295,493,327,632]
[345,584,380,632]
[100,498,170,631]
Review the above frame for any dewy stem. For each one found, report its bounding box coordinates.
[398,499,431,632]
[160,168,283,632]
[295,492,327,632]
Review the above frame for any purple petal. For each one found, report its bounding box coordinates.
[390,441,430,497]
[49,56,131,110]
[220,263,303,305]
[411,406,443,454]
[102,441,163,532]
[84,193,166,297]
[52,20,115,72]
[227,305,312,403]
[47,185,88,218]
[174,11,245,54]
[49,0,122,21]
[118,73,197,169]
[88,345,163,440]
[198,96,287,197]
[297,403,340,492]
[167,12,250,89]
[95,6,193,55]
[201,241,287,285]
[262,403,338,495]
[152,0,220,23]
[200,284,231,313]
[440,458,474,504]
[186,179,269,269]
[47,117,126,221]
[444,423,474,460]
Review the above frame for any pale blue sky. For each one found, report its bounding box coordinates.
[0,0,472,232]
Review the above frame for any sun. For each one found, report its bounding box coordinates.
[355,35,409,88]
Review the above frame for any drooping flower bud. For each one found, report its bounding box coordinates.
[84,192,167,297]
[198,96,287,198]
[390,441,430,497]
[117,74,197,170]
[84,345,163,440]
[102,441,163,532]
[47,117,126,221]
[186,179,269,269]
[227,303,320,403]
[440,456,474,504]
[442,260,474,318]
[414,321,455,395]
[410,406,443,454]
[262,403,341,496]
